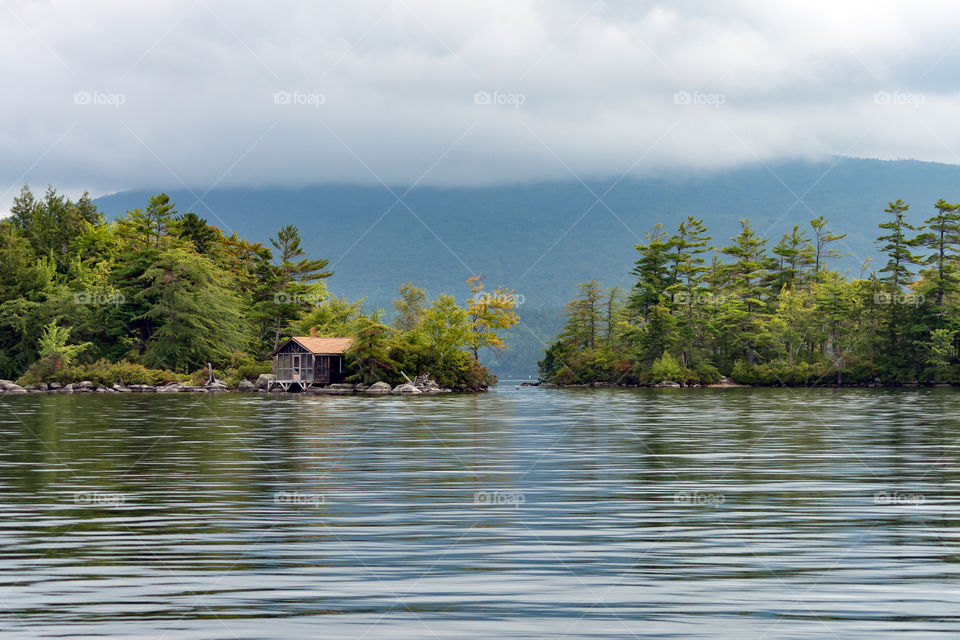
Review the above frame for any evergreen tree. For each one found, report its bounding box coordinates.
[346,317,397,385]
[123,193,176,248]
[562,280,604,350]
[628,225,672,317]
[721,220,774,365]
[175,212,219,255]
[816,274,856,383]
[810,216,847,275]
[875,200,924,374]
[772,225,815,290]
[135,249,251,370]
[256,225,333,352]
[667,217,711,366]
[876,199,922,291]
[918,199,960,308]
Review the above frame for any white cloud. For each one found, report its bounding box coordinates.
[3,0,960,210]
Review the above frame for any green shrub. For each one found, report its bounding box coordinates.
[429,350,495,391]
[386,338,494,391]
[917,364,960,385]
[17,359,188,387]
[730,361,761,385]
[840,359,879,384]
[693,361,722,385]
[731,360,839,386]
[16,358,72,386]
[236,361,272,381]
[649,352,683,383]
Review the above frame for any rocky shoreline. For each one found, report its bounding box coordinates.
[540,378,747,389]
[542,377,950,389]
[0,374,461,396]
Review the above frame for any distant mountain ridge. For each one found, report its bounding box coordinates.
[94,157,960,375]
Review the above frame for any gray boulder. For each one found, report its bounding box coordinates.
[255,374,276,389]
[654,380,682,388]
[0,380,25,392]
[237,380,256,392]
[365,381,392,394]
[112,383,131,393]
[392,383,422,395]
[707,377,748,388]
[414,375,442,393]
[0,380,26,393]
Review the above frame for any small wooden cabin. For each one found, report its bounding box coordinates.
[270,337,353,391]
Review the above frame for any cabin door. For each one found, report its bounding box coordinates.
[291,354,302,381]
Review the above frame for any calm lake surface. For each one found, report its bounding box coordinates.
[1,386,959,639]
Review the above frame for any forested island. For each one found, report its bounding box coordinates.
[540,199,960,387]
[0,185,519,392]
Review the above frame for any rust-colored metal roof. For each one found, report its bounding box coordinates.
[273,337,353,356]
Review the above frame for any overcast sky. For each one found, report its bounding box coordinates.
[4,0,960,211]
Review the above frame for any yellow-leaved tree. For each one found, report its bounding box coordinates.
[466,275,520,361]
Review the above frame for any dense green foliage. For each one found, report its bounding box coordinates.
[95,158,960,376]
[2,186,511,390]
[540,200,960,386]
[341,279,517,390]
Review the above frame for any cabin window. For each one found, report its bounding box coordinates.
[276,353,292,380]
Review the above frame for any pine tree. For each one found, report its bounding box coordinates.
[256,225,334,352]
[175,212,219,255]
[877,199,922,291]
[628,225,673,317]
[667,216,711,299]
[918,199,960,308]
[810,216,847,275]
[123,193,176,248]
[875,199,925,376]
[562,280,605,350]
[816,273,856,383]
[772,225,815,290]
[667,217,711,366]
[721,220,774,365]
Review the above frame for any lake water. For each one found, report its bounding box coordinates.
[1,386,959,639]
